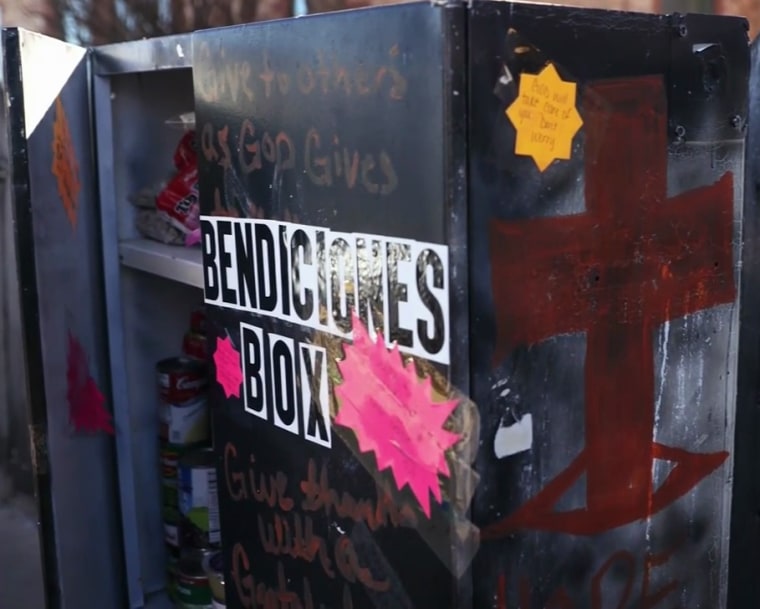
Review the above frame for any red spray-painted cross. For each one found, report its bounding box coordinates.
[482,76,735,538]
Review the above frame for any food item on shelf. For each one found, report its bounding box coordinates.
[179,447,220,550]
[161,443,196,549]
[190,309,207,335]
[159,390,209,446]
[183,309,209,361]
[135,208,186,245]
[156,130,200,236]
[182,332,208,361]
[204,551,226,609]
[157,355,207,403]
[131,112,200,249]
[157,356,210,551]
[129,185,165,209]
[160,307,216,599]
[176,548,214,609]
[157,357,209,445]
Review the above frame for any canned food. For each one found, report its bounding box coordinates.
[160,397,211,446]
[204,551,225,608]
[179,448,220,549]
[182,332,208,361]
[190,309,207,335]
[157,356,208,404]
[157,357,209,446]
[176,548,213,609]
[162,441,203,547]
[160,400,209,446]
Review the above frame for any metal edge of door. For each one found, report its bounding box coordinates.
[88,64,145,609]
[440,3,475,607]
[1,26,60,609]
[728,30,760,609]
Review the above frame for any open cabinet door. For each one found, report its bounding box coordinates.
[194,4,473,609]
[1,28,125,608]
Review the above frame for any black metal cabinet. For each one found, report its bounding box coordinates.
[2,2,757,608]
[195,3,756,609]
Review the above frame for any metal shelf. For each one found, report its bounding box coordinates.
[118,239,202,289]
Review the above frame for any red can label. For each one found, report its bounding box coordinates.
[190,309,207,335]
[157,357,208,405]
[182,333,208,361]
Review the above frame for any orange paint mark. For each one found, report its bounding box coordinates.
[52,97,81,230]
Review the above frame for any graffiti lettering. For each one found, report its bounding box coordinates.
[195,42,407,104]
[257,510,388,591]
[300,458,418,530]
[201,121,397,196]
[224,442,295,511]
[494,541,681,609]
[231,544,366,609]
[257,511,335,577]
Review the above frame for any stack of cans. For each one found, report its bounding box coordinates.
[204,551,226,609]
[157,354,210,602]
[157,309,224,608]
[175,447,221,608]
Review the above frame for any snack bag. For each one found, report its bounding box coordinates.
[156,131,199,235]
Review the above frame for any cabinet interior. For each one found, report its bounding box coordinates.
[98,66,204,608]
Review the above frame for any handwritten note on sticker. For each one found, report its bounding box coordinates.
[505,63,583,172]
[52,97,81,230]
[214,335,243,399]
[66,332,114,434]
[334,312,460,518]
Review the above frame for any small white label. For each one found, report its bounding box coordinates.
[494,414,533,459]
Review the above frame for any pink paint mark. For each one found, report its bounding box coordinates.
[334,312,460,517]
[66,332,114,434]
[213,335,243,399]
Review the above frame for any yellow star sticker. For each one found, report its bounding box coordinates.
[505,63,583,172]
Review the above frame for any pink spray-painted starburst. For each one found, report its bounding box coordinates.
[213,335,243,399]
[334,312,461,517]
